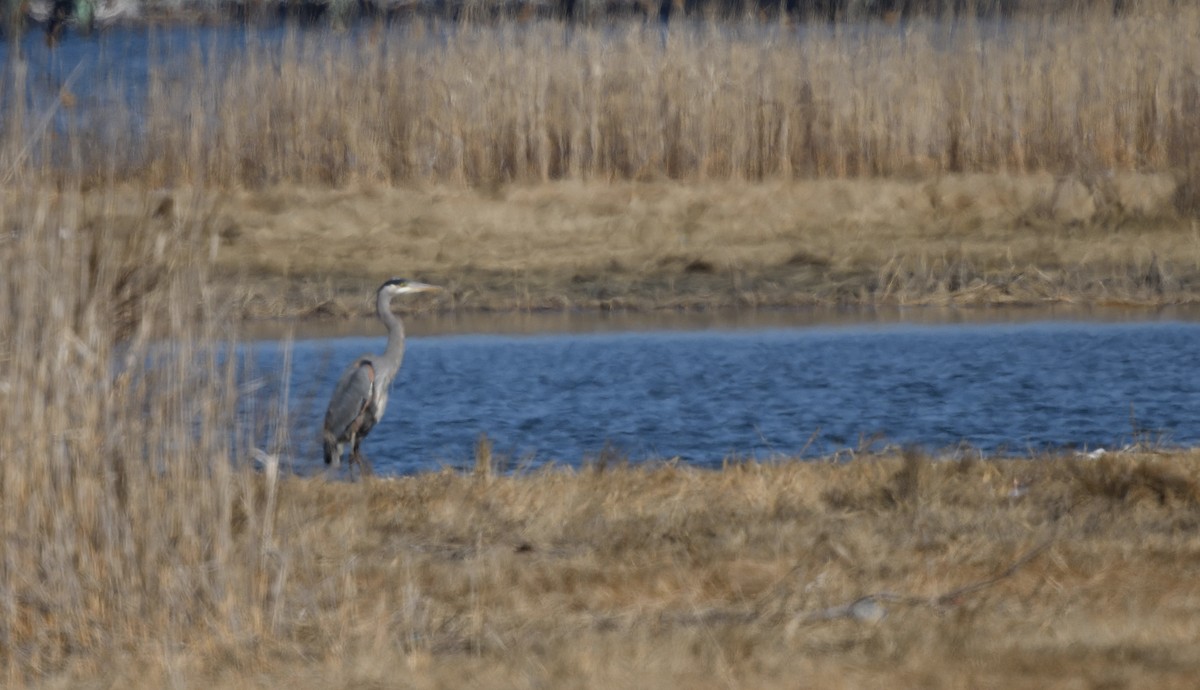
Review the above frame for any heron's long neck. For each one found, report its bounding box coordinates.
[378,290,406,367]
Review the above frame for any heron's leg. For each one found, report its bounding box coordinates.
[322,443,342,480]
[358,452,374,477]
[349,435,368,480]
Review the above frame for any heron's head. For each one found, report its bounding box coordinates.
[379,277,442,297]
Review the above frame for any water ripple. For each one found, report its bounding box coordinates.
[243,320,1200,475]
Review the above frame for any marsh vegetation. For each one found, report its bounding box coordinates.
[8,11,1200,191]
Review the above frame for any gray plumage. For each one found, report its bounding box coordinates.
[323,277,440,476]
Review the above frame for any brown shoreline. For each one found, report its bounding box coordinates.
[236,302,1200,342]
[209,175,1198,325]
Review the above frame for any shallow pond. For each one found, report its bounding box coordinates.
[242,308,1200,475]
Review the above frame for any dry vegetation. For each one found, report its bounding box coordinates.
[212,174,1195,318]
[19,417,1200,688]
[216,450,1200,689]
[48,10,1200,192]
[0,188,267,683]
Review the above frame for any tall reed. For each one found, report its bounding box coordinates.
[10,8,1189,206]
[0,186,284,680]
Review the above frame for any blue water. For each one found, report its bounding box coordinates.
[2,24,325,166]
[243,319,1200,475]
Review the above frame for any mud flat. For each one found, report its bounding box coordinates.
[209,175,1197,320]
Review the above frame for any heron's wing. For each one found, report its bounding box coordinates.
[323,358,376,440]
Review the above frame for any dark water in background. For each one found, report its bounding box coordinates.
[242,314,1200,475]
[1,23,321,164]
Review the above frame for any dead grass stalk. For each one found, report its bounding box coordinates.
[7,10,1200,201]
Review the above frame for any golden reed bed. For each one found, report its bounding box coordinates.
[4,8,1200,191]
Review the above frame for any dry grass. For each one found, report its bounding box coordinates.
[24,448,1200,688]
[0,186,280,685]
[8,173,1192,318]
[180,9,1194,194]
[6,10,1200,191]
[209,174,1197,317]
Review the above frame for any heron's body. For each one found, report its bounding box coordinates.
[323,278,438,475]
[322,355,394,470]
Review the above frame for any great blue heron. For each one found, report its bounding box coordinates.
[323,277,440,476]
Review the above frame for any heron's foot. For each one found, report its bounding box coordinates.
[349,452,374,480]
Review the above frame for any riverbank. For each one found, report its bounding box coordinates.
[52,450,1200,688]
[6,174,1193,324]
[209,174,1197,321]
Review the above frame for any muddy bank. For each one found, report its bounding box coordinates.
[208,174,1199,322]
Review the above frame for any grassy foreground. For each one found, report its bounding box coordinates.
[36,450,1200,688]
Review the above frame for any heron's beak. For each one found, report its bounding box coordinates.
[405,281,442,294]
